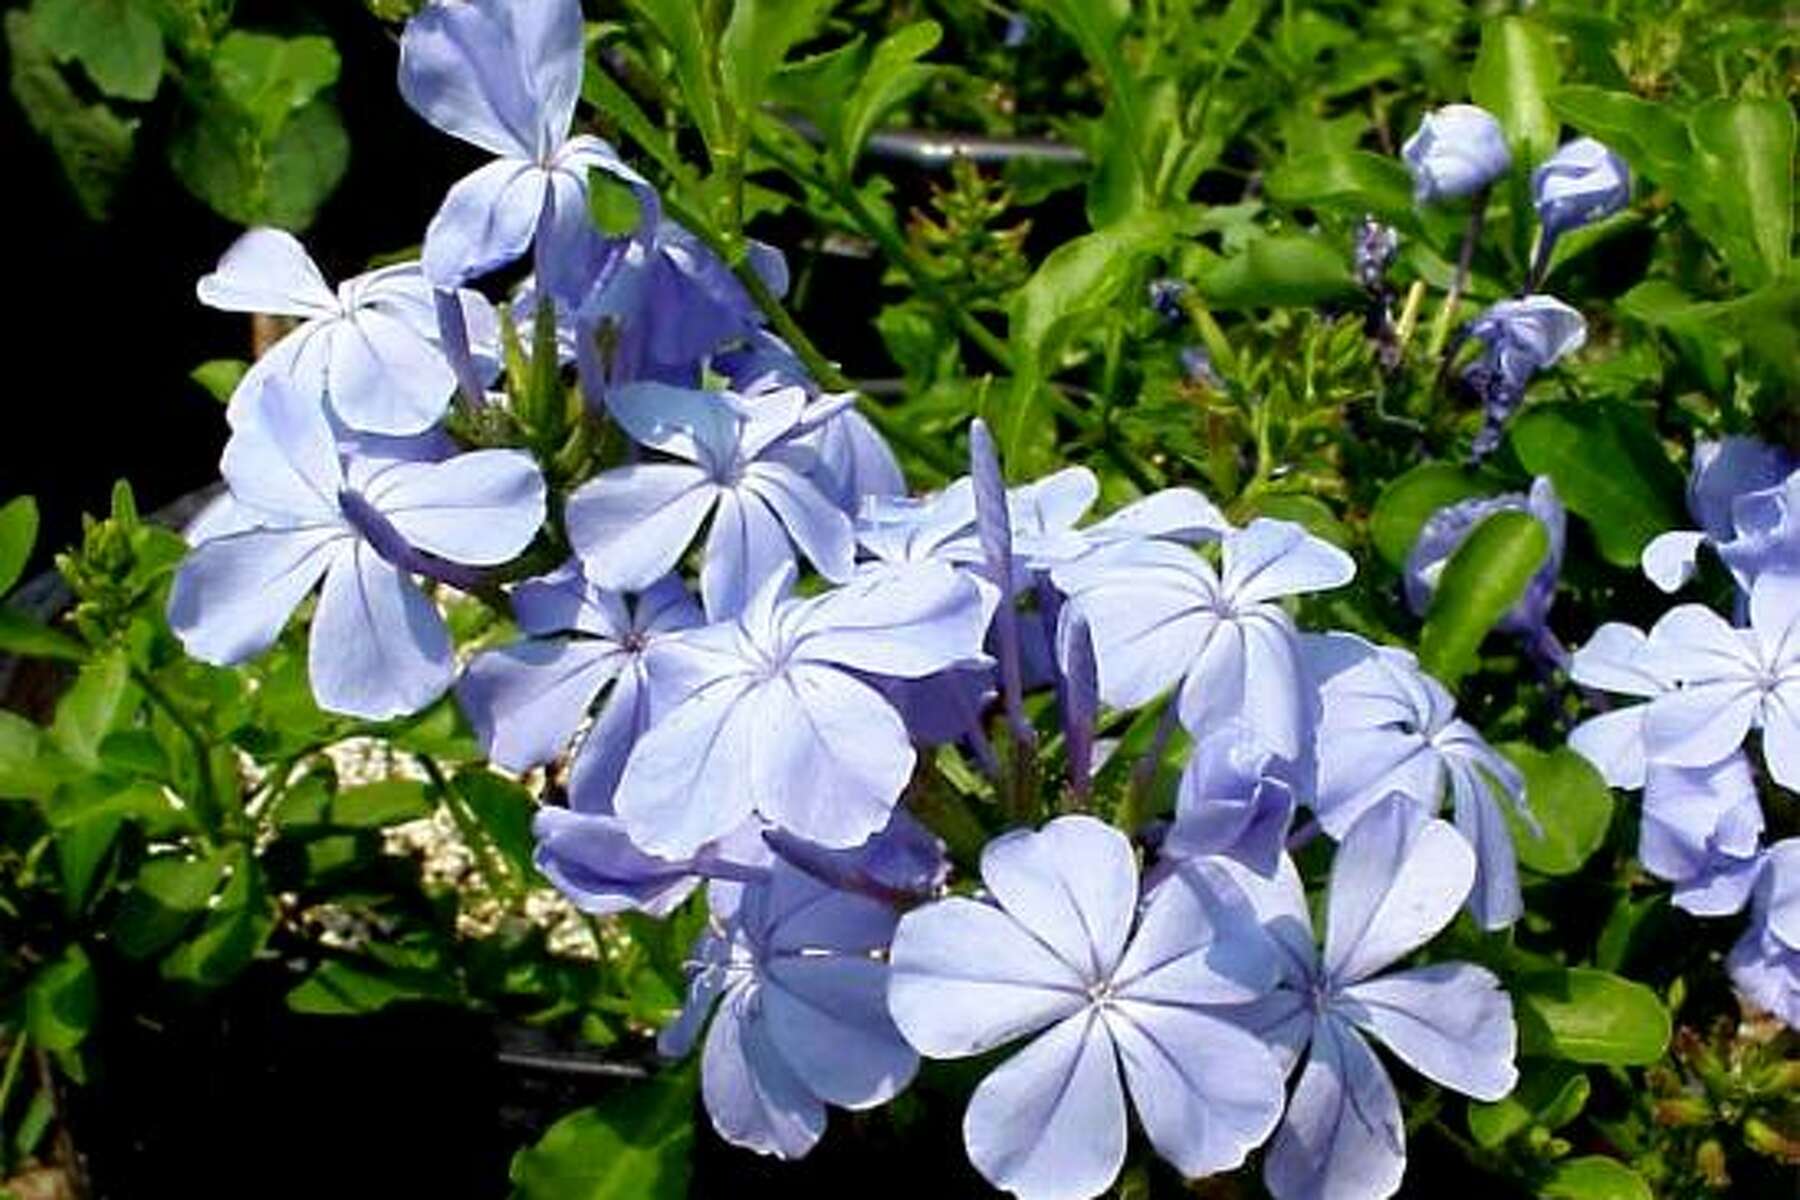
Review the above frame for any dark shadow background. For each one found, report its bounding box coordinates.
[1,3,469,577]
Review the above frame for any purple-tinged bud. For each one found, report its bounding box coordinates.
[1179,345,1223,389]
[1354,217,1400,290]
[1532,138,1630,241]
[1002,13,1031,48]
[1460,295,1586,457]
[1147,278,1187,323]
[1402,104,1512,204]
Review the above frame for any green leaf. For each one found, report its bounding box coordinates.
[330,780,433,829]
[720,0,834,129]
[1468,1060,1589,1149]
[111,854,227,960]
[510,1068,697,1200]
[50,648,131,770]
[210,32,341,138]
[1540,1156,1653,1200]
[0,713,79,801]
[1500,744,1614,877]
[587,169,645,237]
[1368,463,1496,571]
[581,64,688,183]
[1508,402,1685,568]
[1689,97,1795,288]
[0,496,39,596]
[1417,511,1548,688]
[5,11,138,220]
[170,96,349,231]
[1469,16,1561,169]
[834,21,941,174]
[190,359,247,405]
[1514,967,1670,1065]
[1549,87,1689,184]
[1194,234,1357,310]
[160,851,273,989]
[625,0,724,152]
[1265,150,1417,228]
[26,944,98,1053]
[452,768,538,880]
[1007,210,1174,467]
[287,959,460,1015]
[31,0,164,102]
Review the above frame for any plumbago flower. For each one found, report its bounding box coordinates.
[198,228,497,435]
[1160,721,1300,877]
[1053,519,1356,765]
[610,563,988,857]
[1304,632,1528,929]
[1640,570,1800,792]
[1729,838,1800,1026]
[398,0,656,302]
[1642,436,1799,596]
[1402,104,1511,203]
[660,857,919,1158]
[565,382,856,619]
[1461,296,1586,457]
[1568,622,1767,916]
[1191,797,1517,1200]
[168,377,545,719]
[888,816,1287,1200]
[456,562,700,807]
[1532,138,1630,243]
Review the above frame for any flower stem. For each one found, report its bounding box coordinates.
[1428,186,1490,366]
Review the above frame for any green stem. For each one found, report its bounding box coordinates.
[1429,187,1490,365]
[0,1027,28,1132]
[132,666,222,844]
[416,754,519,901]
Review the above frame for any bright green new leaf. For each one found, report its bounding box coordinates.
[1540,1156,1654,1200]
[1515,966,1670,1065]
[170,96,350,231]
[50,648,132,770]
[1418,511,1548,688]
[26,943,98,1053]
[625,0,724,153]
[32,0,164,103]
[190,359,248,405]
[1368,463,1496,571]
[330,780,434,829]
[1194,234,1357,310]
[211,32,342,138]
[835,21,941,175]
[510,1068,698,1200]
[0,495,39,596]
[720,0,834,129]
[1500,743,1615,877]
[1508,402,1684,568]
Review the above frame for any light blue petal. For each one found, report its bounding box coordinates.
[793,562,988,679]
[963,1010,1127,1200]
[457,638,623,771]
[750,666,913,849]
[981,815,1138,983]
[701,983,826,1159]
[566,463,718,593]
[1339,963,1516,1100]
[614,675,759,858]
[744,460,855,583]
[196,228,338,318]
[1323,796,1475,985]
[1221,518,1356,605]
[220,375,345,524]
[420,158,548,289]
[398,0,541,158]
[365,449,546,566]
[168,527,346,666]
[532,806,704,917]
[702,488,792,621]
[1263,1016,1405,1200]
[309,545,454,719]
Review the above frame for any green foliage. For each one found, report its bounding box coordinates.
[1515,968,1671,1066]
[509,1067,697,1200]
[1417,511,1548,688]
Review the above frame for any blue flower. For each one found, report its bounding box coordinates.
[1642,437,1798,596]
[1402,104,1511,203]
[399,0,657,300]
[609,562,988,857]
[457,562,700,809]
[1532,137,1630,242]
[564,382,857,619]
[1304,632,1527,930]
[1460,295,1586,457]
[1728,839,1800,1028]
[1189,797,1516,1200]
[1054,520,1355,764]
[888,815,1286,1199]
[660,859,919,1158]
[1161,721,1300,878]
[1640,571,1800,792]
[1405,477,1565,639]
[197,228,497,435]
[168,377,545,719]
[1568,621,1667,790]
[533,809,768,919]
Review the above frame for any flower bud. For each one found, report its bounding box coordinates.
[1354,218,1400,291]
[1532,137,1630,240]
[1461,295,1587,456]
[1402,104,1511,203]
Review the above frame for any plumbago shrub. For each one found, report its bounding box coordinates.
[2,1,1798,1197]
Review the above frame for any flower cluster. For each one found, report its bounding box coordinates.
[180,5,1800,1198]
[1563,441,1800,1021]
[1403,104,1629,457]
